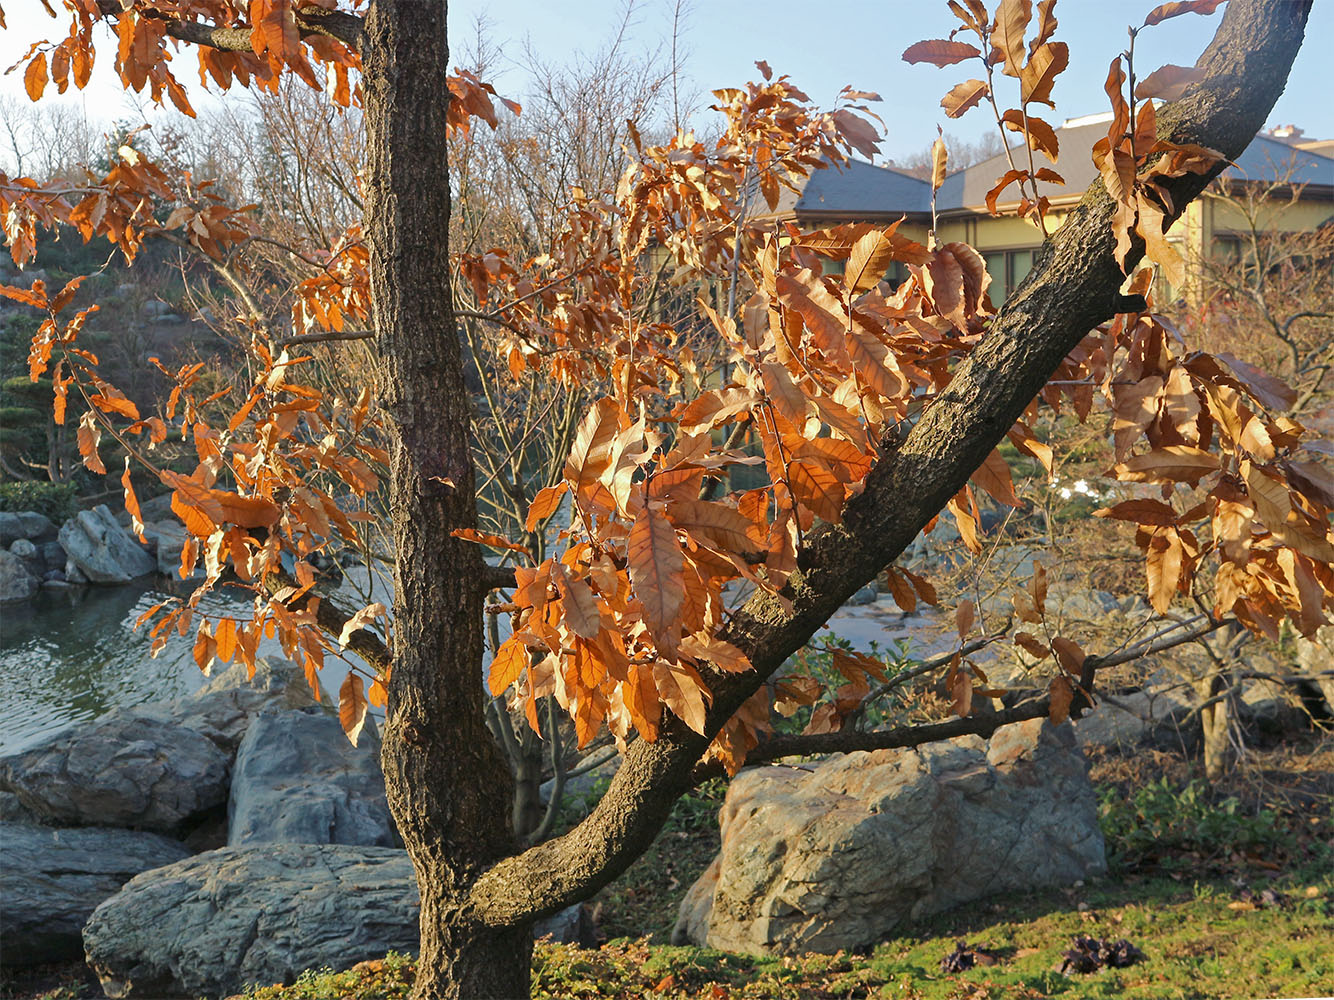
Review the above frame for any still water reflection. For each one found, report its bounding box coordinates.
[0,579,373,756]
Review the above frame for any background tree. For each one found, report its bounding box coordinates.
[1,1,1325,999]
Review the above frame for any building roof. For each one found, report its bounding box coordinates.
[768,116,1334,220]
[751,157,932,221]
[940,118,1334,213]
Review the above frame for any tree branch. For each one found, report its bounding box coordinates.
[466,0,1312,928]
[277,329,374,347]
[95,3,364,54]
[261,570,392,675]
[480,563,519,591]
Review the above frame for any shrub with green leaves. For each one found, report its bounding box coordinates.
[0,480,78,522]
[1099,778,1289,870]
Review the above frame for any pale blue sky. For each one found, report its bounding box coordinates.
[445,0,1333,161]
[1,0,1330,165]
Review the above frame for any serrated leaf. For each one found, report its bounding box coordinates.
[1051,635,1086,676]
[902,39,983,67]
[339,672,369,746]
[971,448,1020,507]
[525,482,568,532]
[1134,63,1206,101]
[1049,675,1074,724]
[956,598,976,637]
[488,635,528,696]
[1020,41,1068,107]
[1094,499,1179,526]
[628,506,685,661]
[991,0,1033,78]
[653,661,709,734]
[1113,445,1218,484]
[941,79,989,118]
[1143,0,1228,27]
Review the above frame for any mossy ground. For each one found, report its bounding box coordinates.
[230,874,1333,1000]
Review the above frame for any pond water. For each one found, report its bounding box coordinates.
[0,550,951,757]
[0,576,378,756]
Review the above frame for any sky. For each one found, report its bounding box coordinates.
[0,0,1331,166]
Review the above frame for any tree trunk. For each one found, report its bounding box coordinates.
[361,1,531,996]
[1197,670,1236,780]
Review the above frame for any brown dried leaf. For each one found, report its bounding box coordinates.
[628,506,686,661]
[902,39,983,67]
[941,79,990,118]
[338,672,369,747]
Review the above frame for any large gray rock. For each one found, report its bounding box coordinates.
[140,657,325,755]
[83,844,419,999]
[228,708,396,847]
[0,548,39,603]
[14,510,57,541]
[81,843,587,999]
[674,718,1105,955]
[0,511,22,545]
[0,823,189,967]
[0,712,230,832]
[141,519,202,580]
[58,504,156,583]
[1295,627,1334,715]
[1073,679,1194,748]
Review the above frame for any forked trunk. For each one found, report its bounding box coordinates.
[362,1,533,997]
[414,895,533,1000]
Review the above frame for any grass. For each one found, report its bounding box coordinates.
[230,876,1334,1000]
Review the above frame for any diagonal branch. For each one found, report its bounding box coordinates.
[94,2,364,54]
[466,0,1313,929]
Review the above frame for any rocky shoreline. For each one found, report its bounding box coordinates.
[0,497,199,604]
[0,658,587,998]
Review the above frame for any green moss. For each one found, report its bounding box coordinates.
[229,876,1334,1000]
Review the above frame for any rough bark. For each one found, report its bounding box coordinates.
[361,2,529,998]
[467,0,1311,930]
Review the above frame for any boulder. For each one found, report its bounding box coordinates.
[1073,681,1194,748]
[0,511,23,546]
[58,504,156,583]
[1294,627,1334,715]
[83,844,419,999]
[15,510,57,541]
[0,823,189,967]
[0,548,39,603]
[534,904,597,947]
[10,537,38,560]
[80,842,591,999]
[0,711,230,832]
[228,708,397,847]
[165,657,325,754]
[673,719,1105,955]
[142,519,202,580]
[39,539,67,568]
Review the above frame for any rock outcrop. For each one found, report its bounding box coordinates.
[82,844,593,998]
[0,712,230,833]
[83,844,418,999]
[0,823,189,967]
[58,504,155,584]
[673,718,1105,955]
[228,708,397,847]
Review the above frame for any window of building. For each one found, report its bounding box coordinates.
[982,248,1035,300]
